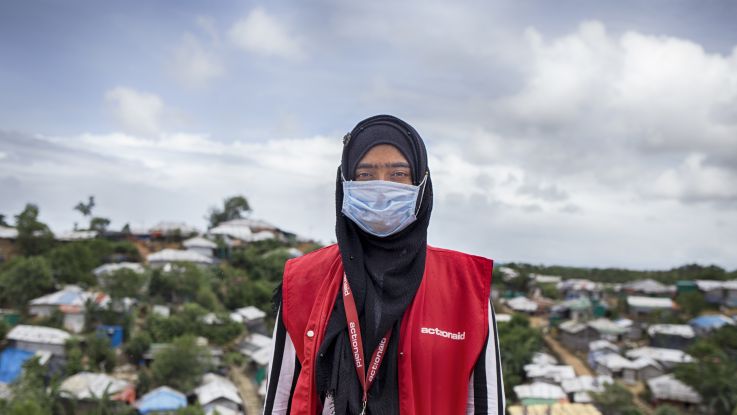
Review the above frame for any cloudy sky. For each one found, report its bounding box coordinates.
[1,0,736,269]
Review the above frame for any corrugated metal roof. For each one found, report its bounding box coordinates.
[561,375,613,394]
[0,226,18,239]
[626,296,674,309]
[93,262,144,276]
[625,347,694,364]
[624,279,671,294]
[594,353,634,371]
[524,364,576,382]
[513,382,567,400]
[59,372,131,400]
[235,306,266,321]
[508,403,602,415]
[589,340,619,352]
[195,373,242,406]
[647,374,701,404]
[183,236,217,249]
[147,248,214,264]
[588,318,628,335]
[29,285,109,309]
[7,324,71,345]
[506,296,539,312]
[647,324,695,338]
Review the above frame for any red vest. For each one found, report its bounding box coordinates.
[282,244,493,415]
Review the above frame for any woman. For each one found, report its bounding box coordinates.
[264,115,504,414]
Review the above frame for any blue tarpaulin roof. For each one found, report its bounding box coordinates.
[0,347,34,383]
[137,386,187,414]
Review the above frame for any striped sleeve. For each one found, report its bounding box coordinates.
[466,299,506,415]
[263,306,301,415]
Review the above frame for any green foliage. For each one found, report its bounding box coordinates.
[89,217,111,233]
[143,303,242,345]
[675,291,710,319]
[675,326,737,415]
[591,382,641,415]
[5,357,72,415]
[36,308,65,329]
[46,242,97,285]
[86,334,117,373]
[0,319,9,340]
[207,195,251,229]
[124,332,152,364]
[14,204,55,256]
[0,256,54,309]
[65,338,84,376]
[149,265,220,309]
[104,268,149,300]
[175,405,206,415]
[136,368,153,396]
[497,314,543,400]
[505,262,730,285]
[224,351,245,367]
[0,213,9,227]
[653,405,683,415]
[200,317,243,346]
[151,335,211,391]
[74,196,95,217]
[539,283,561,300]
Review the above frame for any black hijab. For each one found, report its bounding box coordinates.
[315,115,433,414]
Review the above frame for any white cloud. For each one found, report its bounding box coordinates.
[172,33,224,87]
[105,87,165,137]
[229,8,304,60]
[652,153,737,203]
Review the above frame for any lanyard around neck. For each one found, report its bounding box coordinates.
[341,274,392,413]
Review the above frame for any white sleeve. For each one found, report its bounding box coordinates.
[466,299,506,415]
[263,306,300,415]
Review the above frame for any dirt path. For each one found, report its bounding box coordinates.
[230,366,263,415]
[625,381,654,415]
[544,334,593,376]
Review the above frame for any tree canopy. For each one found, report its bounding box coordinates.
[207,195,251,229]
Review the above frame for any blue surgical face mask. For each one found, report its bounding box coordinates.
[341,173,428,237]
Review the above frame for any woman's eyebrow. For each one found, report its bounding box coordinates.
[356,162,411,169]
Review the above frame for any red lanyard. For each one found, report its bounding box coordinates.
[342,274,392,413]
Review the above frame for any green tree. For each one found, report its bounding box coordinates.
[86,334,117,373]
[675,291,709,319]
[136,369,153,396]
[89,217,111,233]
[47,242,97,285]
[0,256,54,309]
[0,213,9,227]
[65,339,84,376]
[675,326,737,415]
[498,314,543,400]
[591,382,642,415]
[104,268,149,300]
[6,357,72,414]
[175,406,206,415]
[151,335,211,391]
[207,195,251,228]
[0,320,8,340]
[124,332,152,364]
[74,196,95,218]
[653,405,683,415]
[14,204,54,256]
